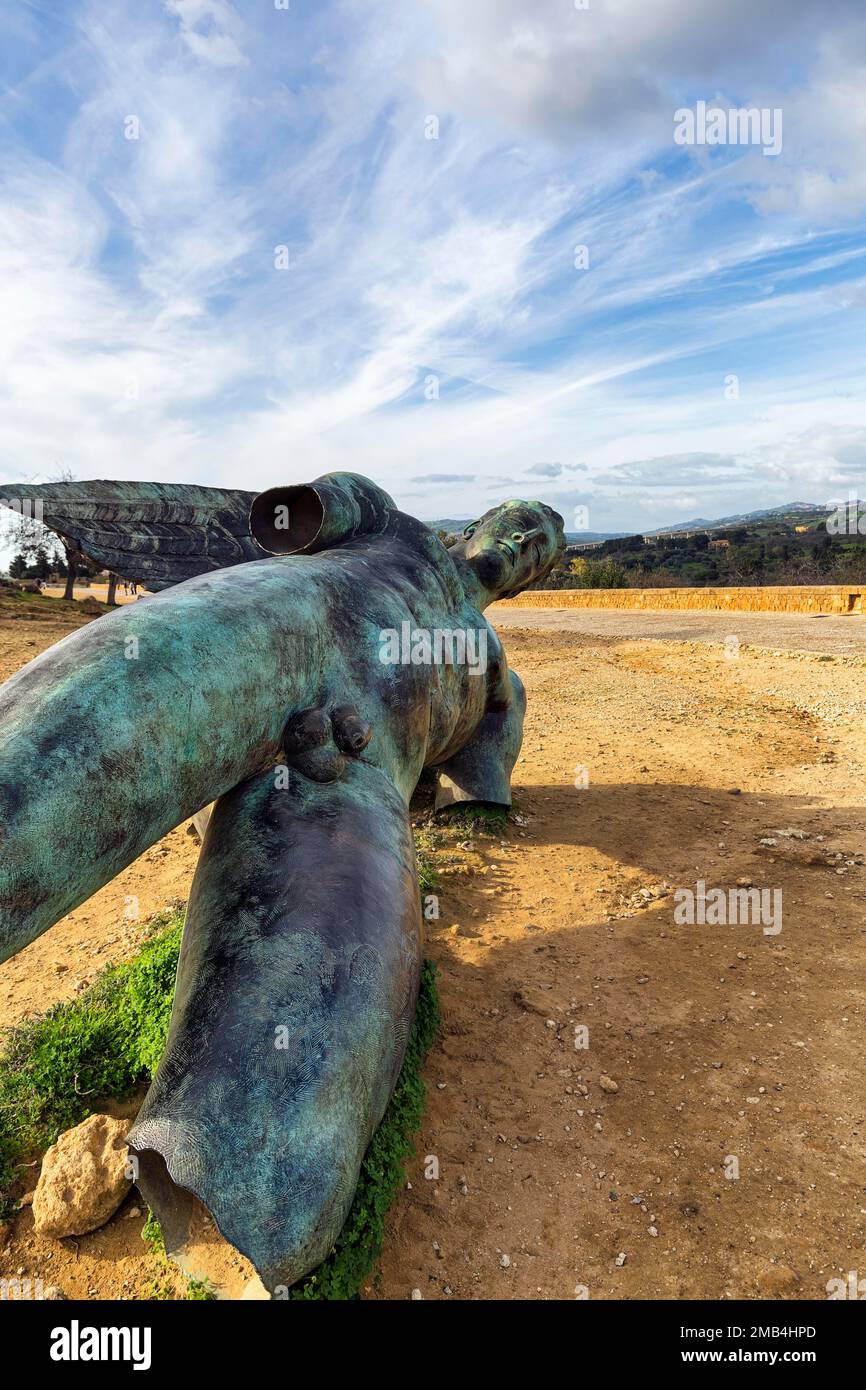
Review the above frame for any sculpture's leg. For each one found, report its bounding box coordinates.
[0,560,325,966]
[434,670,526,809]
[127,757,423,1295]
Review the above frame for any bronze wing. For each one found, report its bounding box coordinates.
[0,479,268,590]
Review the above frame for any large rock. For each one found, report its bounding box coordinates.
[754,1262,801,1296]
[33,1114,132,1238]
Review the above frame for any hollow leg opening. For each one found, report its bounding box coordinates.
[132,1147,269,1300]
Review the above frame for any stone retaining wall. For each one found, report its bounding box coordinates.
[500,586,862,615]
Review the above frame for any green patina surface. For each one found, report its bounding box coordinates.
[0,472,563,1291]
[0,908,439,1299]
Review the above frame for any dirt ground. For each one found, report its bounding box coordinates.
[490,602,866,656]
[2,596,865,1300]
[41,583,141,605]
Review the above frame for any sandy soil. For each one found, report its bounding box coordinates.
[489,602,866,656]
[2,597,865,1300]
[41,583,143,605]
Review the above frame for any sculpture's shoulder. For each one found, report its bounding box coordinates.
[355,510,469,611]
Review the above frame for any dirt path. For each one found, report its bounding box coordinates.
[489,602,866,656]
[371,628,866,1301]
[2,601,865,1299]
[41,584,141,605]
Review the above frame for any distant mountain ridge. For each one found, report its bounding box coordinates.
[426,502,832,545]
[644,501,829,537]
[427,519,630,543]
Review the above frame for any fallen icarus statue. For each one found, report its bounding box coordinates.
[0,472,564,1292]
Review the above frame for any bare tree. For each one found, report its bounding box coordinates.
[1,489,64,583]
[2,467,101,600]
[52,467,86,600]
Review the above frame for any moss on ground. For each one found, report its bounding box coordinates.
[438,803,508,834]
[0,587,108,625]
[0,903,439,1300]
[0,911,184,1213]
[413,826,440,896]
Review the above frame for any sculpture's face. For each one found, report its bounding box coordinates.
[450,500,565,600]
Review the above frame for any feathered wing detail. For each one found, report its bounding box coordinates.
[0,480,267,589]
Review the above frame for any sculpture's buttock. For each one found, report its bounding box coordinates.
[283,703,373,782]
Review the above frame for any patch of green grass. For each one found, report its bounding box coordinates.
[413,826,440,897]
[0,892,441,1300]
[141,1206,166,1258]
[0,587,104,625]
[142,1277,176,1301]
[185,1276,217,1300]
[438,802,508,834]
[140,1210,218,1300]
[0,912,184,1217]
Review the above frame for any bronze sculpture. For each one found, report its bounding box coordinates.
[0,472,564,1292]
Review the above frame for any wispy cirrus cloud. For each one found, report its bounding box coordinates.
[0,0,865,545]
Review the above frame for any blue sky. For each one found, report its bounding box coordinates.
[2,0,866,540]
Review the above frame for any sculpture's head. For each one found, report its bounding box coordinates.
[447,499,565,602]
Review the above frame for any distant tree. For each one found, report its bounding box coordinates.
[2,471,70,594]
[4,466,102,600]
[570,556,628,589]
[812,536,833,574]
[9,552,28,579]
[28,547,52,580]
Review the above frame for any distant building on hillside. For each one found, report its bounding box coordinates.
[709,537,730,549]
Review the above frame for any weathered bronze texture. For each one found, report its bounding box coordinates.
[0,472,564,1291]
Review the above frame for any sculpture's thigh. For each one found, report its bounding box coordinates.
[128,759,423,1293]
[434,670,526,810]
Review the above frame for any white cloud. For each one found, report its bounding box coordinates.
[163,0,247,68]
[419,0,866,220]
[1,0,865,556]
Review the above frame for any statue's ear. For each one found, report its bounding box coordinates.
[0,480,267,591]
